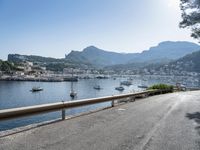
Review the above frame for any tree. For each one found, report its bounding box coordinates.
[180,0,200,40]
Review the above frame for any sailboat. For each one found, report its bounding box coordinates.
[31,76,43,92]
[70,69,77,98]
[70,82,77,98]
[93,78,102,90]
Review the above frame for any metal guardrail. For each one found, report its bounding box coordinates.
[0,89,162,121]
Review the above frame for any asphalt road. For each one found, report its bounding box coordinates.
[1,91,200,150]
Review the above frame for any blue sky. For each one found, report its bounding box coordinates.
[0,0,197,60]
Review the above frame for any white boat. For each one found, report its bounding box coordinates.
[115,86,124,91]
[31,87,43,92]
[31,77,43,92]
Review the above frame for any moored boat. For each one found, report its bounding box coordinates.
[31,87,43,92]
[120,81,132,86]
[93,85,101,90]
[115,86,124,91]
[70,91,77,98]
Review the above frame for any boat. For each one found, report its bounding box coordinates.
[138,84,148,89]
[70,91,77,98]
[93,85,101,90]
[31,87,43,92]
[96,76,109,79]
[70,81,77,98]
[70,69,77,98]
[115,86,124,91]
[120,81,132,86]
[31,77,43,92]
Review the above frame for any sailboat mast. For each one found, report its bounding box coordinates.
[71,81,74,92]
[71,68,74,92]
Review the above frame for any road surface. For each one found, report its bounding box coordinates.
[1,91,200,150]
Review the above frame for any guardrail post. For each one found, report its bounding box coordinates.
[61,101,65,120]
[62,109,65,120]
[129,96,135,102]
[111,100,114,107]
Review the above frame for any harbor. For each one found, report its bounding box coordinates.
[0,75,200,131]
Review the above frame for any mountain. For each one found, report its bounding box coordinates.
[65,46,136,67]
[65,41,200,67]
[7,41,200,71]
[158,50,200,73]
[129,41,200,62]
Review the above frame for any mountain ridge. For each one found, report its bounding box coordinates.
[65,41,200,67]
[7,41,200,71]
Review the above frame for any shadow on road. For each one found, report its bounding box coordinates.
[186,112,200,135]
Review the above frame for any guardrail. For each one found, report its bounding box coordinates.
[0,89,165,121]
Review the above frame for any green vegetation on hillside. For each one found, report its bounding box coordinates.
[0,60,18,72]
[177,50,200,72]
[155,50,200,73]
[8,54,93,71]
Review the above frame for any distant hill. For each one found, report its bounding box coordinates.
[8,54,93,71]
[65,41,200,67]
[158,50,200,73]
[8,54,65,64]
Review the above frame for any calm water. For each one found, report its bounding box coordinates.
[0,76,194,131]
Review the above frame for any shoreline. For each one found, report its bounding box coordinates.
[0,77,79,82]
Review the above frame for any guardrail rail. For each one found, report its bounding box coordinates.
[0,89,169,121]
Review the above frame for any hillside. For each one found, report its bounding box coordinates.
[8,54,66,64]
[8,54,93,71]
[65,41,200,67]
[0,60,18,72]
[130,41,200,62]
[158,50,200,73]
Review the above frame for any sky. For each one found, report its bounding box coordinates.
[0,0,198,60]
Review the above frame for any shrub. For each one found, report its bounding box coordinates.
[148,84,174,92]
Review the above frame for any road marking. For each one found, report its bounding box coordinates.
[118,108,126,111]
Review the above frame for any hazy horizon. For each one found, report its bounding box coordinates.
[0,0,198,60]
